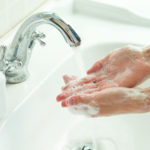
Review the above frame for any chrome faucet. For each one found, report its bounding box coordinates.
[0,12,81,84]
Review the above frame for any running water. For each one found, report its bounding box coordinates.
[72,47,86,77]
[68,47,92,117]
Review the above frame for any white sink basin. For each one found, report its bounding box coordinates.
[0,72,7,120]
[0,42,150,150]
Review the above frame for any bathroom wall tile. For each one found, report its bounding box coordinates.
[0,8,9,36]
[0,0,51,37]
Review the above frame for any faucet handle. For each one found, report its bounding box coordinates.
[0,45,6,60]
[32,31,46,46]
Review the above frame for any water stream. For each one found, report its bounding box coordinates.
[72,47,86,77]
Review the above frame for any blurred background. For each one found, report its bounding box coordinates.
[1,0,150,37]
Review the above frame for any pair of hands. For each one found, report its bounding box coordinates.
[56,45,150,117]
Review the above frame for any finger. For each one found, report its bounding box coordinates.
[62,76,96,91]
[61,96,81,107]
[62,81,77,91]
[85,88,100,94]
[97,80,118,90]
[62,79,80,91]
[92,75,104,83]
[79,75,96,84]
[70,84,97,97]
[87,60,103,74]
[142,45,150,53]
[63,75,78,84]
[62,83,98,100]
[56,92,69,102]
[70,84,98,95]
[62,75,97,91]
[61,95,92,107]
[61,84,70,90]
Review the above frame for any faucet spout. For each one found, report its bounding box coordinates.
[2,12,81,83]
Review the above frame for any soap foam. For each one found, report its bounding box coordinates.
[69,103,100,117]
[126,90,147,100]
[127,45,141,51]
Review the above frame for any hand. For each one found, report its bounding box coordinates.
[60,87,150,117]
[56,45,150,117]
[56,74,118,102]
[57,45,150,103]
[87,45,150,87]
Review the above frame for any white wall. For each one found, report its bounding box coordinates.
[0,0,50,37]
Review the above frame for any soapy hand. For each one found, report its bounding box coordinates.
[56,45,150,117]
[57,45,150,103]
[61,87,150,117]
[56,74,117,103]
[87,45,150,87]
[57,75,150,117]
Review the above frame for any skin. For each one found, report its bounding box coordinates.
[56,45,150,117]
[61,87,150,117]
[87,45,150,87]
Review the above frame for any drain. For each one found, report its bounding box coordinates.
[73,144,94,150]
[81,145,93,150]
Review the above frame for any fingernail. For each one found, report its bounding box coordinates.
[61,101,67,107]
[69,97,75,105]
[56,95,61,101]
[56,94,64,102]
[57,92,69,102]
[87,69,92,74]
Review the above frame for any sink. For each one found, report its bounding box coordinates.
[0,42,150,150]
[0,72,6,120]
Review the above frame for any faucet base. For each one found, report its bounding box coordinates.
[5,70,29,84]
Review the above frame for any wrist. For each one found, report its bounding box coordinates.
[142,46,150,64]
[140,88,150,112]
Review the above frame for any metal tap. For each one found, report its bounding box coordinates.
[0,12,81,83]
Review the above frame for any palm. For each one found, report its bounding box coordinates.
[87,45,150,87]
